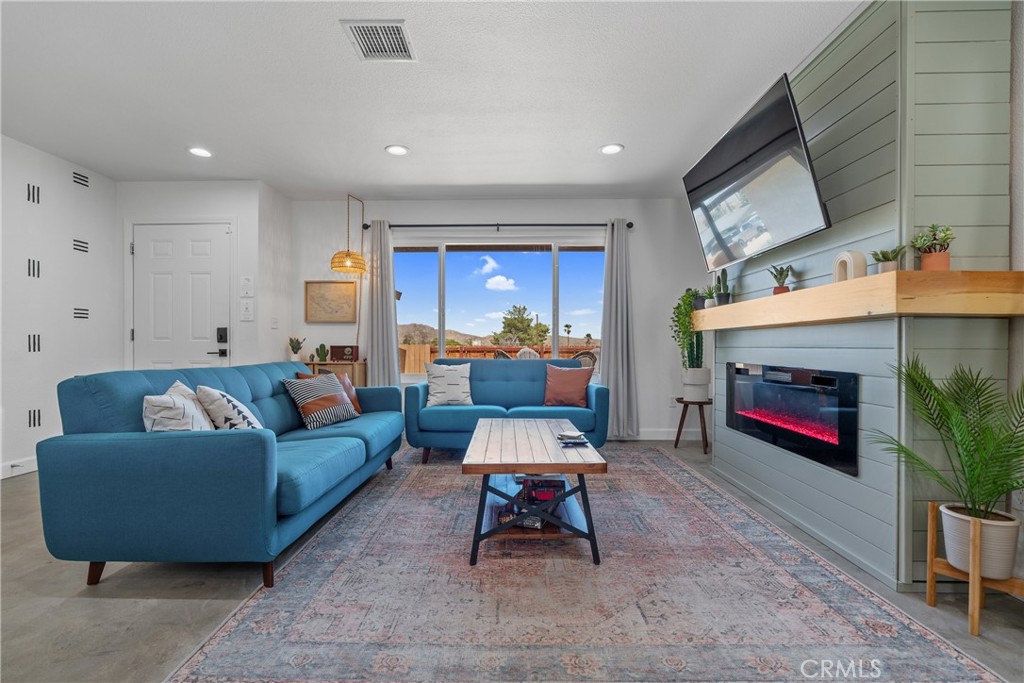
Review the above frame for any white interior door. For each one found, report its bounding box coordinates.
[132,223,231,369]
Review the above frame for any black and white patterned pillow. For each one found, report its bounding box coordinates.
[282,374,358,430]
[142,381,214,432]
[425,363,473,406]
[196,386,263,430]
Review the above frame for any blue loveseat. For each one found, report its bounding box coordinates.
[35,362,403,587]
[405,358,609,463]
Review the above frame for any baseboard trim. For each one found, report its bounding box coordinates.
[3,456,38,479]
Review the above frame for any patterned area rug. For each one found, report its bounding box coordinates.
[169,444,998,682]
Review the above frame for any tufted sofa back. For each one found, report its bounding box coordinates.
[56,362,311,436]
[431,358,581,409]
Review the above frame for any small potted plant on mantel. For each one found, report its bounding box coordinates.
[911,224,955,271]
[870,245,906,274]
[701,284,717,309]
[714,268,731,305]
[670,289,710,402]
[768,264,793,294]
[870,356,1023,579]
[288,337,305,362]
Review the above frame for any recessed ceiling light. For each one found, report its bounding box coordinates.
[385,145,409,156]
[600,143,625,155]
[189,147,213,158]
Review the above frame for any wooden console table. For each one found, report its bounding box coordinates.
[305,360,367,386]
[926,501,1024,635]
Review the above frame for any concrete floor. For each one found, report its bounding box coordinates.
[2,440,1022,683]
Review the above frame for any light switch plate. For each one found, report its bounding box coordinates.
[240,299,254,321]
[240,275,255,298]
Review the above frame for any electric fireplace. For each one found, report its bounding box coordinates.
[726,363,859,476]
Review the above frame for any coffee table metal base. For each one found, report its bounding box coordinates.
[469,473,600,565]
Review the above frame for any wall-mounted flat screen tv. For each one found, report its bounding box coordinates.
[683,74,830,272]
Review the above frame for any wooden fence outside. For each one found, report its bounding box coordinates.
[399,344,599,373]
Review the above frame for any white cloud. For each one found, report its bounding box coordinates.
[483,311,505,320]
[485,275,517,291]
[568,308,596,316]
[474,255,500,275]
[465,322,475,327]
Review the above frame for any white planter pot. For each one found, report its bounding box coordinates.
[681,367,711,402]
[289,353,301,362]
[940,503,1021,580]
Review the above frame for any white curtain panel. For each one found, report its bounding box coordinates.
[600,218,639,438]
[366,219,400,386]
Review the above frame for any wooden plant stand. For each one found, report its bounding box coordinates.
[926,501,1024,636]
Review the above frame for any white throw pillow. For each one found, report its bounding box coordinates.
[425,363,473,407]
[143,381,214,432]
[196,385,263,430]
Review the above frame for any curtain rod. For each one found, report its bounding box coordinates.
[361,221,632,229]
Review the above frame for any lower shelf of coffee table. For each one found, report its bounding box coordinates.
[481,473,589,539]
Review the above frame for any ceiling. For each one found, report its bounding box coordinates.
[1,1,861,201]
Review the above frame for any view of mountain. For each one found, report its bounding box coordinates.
[398,323,598,347]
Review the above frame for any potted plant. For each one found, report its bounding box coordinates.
[870,245,906,274]
[701,284,717,309]
[768,264,793,294]
[670,289,710,401]
[870,356,1023,579]
[287,337,305,362]
[911,224,955,271]
[714,268,731,305]
[315,343,330,362]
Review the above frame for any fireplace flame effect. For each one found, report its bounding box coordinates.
[735,408,839,445]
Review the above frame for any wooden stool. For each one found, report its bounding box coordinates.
[673,398,711,453]
[926,501,1024,635]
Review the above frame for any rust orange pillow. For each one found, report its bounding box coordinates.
[297,371,361,413]
[543,365,594,407]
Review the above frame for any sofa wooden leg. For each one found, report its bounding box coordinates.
[385,457,393,470]
[421,447,431,464]
[86,561,106,585]
[262,561,275,588]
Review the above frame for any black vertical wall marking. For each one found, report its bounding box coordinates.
[26,183,40,204]
[72,239,89,253]
[27,334,41,352]
[73,307,90,320]
[28,409,42,428]
[27,259,41,278]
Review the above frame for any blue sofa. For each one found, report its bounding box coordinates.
[35,362,403,587]
[405,358,609,463]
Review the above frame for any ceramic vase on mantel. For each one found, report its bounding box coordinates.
[681,367,711,402]
[290,353,301,362]
[940,503,1021,580]
[920,252,951,271]
[878,261,898,274]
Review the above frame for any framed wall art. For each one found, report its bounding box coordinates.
[304,281,357,323]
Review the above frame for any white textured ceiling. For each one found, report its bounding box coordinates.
[2,1,860,201]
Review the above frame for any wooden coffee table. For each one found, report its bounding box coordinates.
[462,418,607,565]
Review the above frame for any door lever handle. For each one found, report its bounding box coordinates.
[207,350,228,357]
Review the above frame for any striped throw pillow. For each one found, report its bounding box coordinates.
[425,362,473,406]
[282,373,358,430]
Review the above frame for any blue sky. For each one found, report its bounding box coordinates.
[395,249,604,340]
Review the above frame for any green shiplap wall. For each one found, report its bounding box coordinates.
[902,0,1013,584]
[711,0,1014,590]
[910,1,1012,271]
[714,1,902,588]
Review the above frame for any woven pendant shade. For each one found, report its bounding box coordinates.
[331,194,367,275]
[331,250,367,274]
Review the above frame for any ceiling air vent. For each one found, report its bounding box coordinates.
[340,20,415,61]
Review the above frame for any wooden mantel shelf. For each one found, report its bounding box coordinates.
[693,271,1024,332]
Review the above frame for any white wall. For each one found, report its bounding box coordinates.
[291,197,712,439]
[117,181,266,365]
[257,182,294,361]
[1,136,121,477]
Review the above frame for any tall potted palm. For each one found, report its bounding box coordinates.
[871,356,1024,579]
[670,289,710,401]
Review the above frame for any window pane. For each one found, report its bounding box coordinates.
[445,247,553,358]
[558,248,604,364]
[395,249,438,373]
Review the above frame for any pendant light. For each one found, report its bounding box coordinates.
[331,194,367,274]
